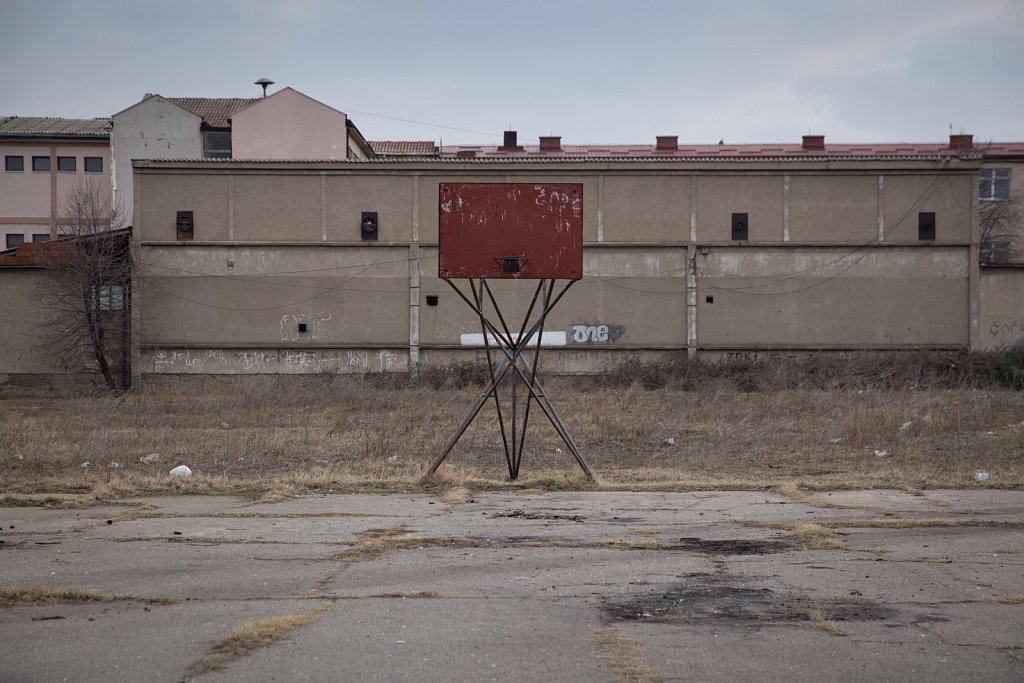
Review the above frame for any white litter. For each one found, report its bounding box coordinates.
[874,450,889,457]
[664,437,676,446]
[140,453,160,464]
[170,465,193,477]
[974,471,989,482]
[898,421,913,431]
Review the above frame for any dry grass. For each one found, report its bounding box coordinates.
[1,362,1022,497]
[0,585,122,607]
[439,486,472,505]
[0,585,174,607]
[778,523,850,550]
[803,607,849,636]
[592,626,667,683]
[187,604,330,677]
[822,518,1024,530]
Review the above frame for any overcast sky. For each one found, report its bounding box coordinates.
[1,0,1021,146]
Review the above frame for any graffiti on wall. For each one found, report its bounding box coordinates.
[280,312,333,342]
[149,348,408,373]
[570,322,626,344]
[987,321,1024,347]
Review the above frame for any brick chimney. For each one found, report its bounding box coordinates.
[656,135,678,151]
[539,136,562,152]
[802,134,825,151]
[500,130,522,151]
[456,149,477,159]
[948,134,973,151]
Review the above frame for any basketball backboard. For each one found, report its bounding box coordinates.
[438,183,583,279]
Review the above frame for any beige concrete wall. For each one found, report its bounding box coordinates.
[139,245,409,347]
[882,174,973,243]
[137,173,230,241]
[130,159,984,377]
[417,247,686,349]
[695,175,785,242]
[326,175,415,242]
[232,88,348,160]
[233,175,321,241]
[696,246,969,347]
[0,270,71,374]
[601,175,690,243]
[788,175,878,242]
[978,267,1024,349]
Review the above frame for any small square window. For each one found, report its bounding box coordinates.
[731,213,749,241]
[918,212,936,241]
[6,234,25,249]
[32,156,50,172]
[57,156,76,172]
[5,156,24,172]
[84,156,103,173]
[176,211,194,240]
[32,233,50,243]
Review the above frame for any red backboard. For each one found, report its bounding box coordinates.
[438,183,583,279]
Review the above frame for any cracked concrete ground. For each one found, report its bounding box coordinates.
[1,490,1022,682]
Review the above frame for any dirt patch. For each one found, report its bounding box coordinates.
[604,574,895,627]
[492,509,586,523]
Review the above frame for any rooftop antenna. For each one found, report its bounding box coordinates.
[254,78,274,98]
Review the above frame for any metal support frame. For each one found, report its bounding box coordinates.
[427,277,593,481]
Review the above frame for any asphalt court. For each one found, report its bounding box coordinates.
[1,489,1022,682]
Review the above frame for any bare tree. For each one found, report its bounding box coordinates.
[35,178,132,390]
[980,196,1023,264]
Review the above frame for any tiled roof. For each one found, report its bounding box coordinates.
[369,140,439,156]
[976,142,1024,160]
[0,116,111,137]
[165,98,259,129]
[437,142,1024,160]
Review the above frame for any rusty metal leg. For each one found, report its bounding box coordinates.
[514,279,557,476]
[427,278,590,480]
[506,352,594,480]
[470,279,514,477]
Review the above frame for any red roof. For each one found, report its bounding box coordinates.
[165,97,259,129]
[438,142,1024,160]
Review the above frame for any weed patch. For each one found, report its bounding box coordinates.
[592,627,666,683]
[187,603,330,677]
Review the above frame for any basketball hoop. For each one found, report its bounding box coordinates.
[427,183,593,481]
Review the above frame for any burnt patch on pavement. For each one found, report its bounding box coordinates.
[604,574,896,626]
[675,537,794,554]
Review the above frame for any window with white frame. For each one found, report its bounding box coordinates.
[979,168,1011,201]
